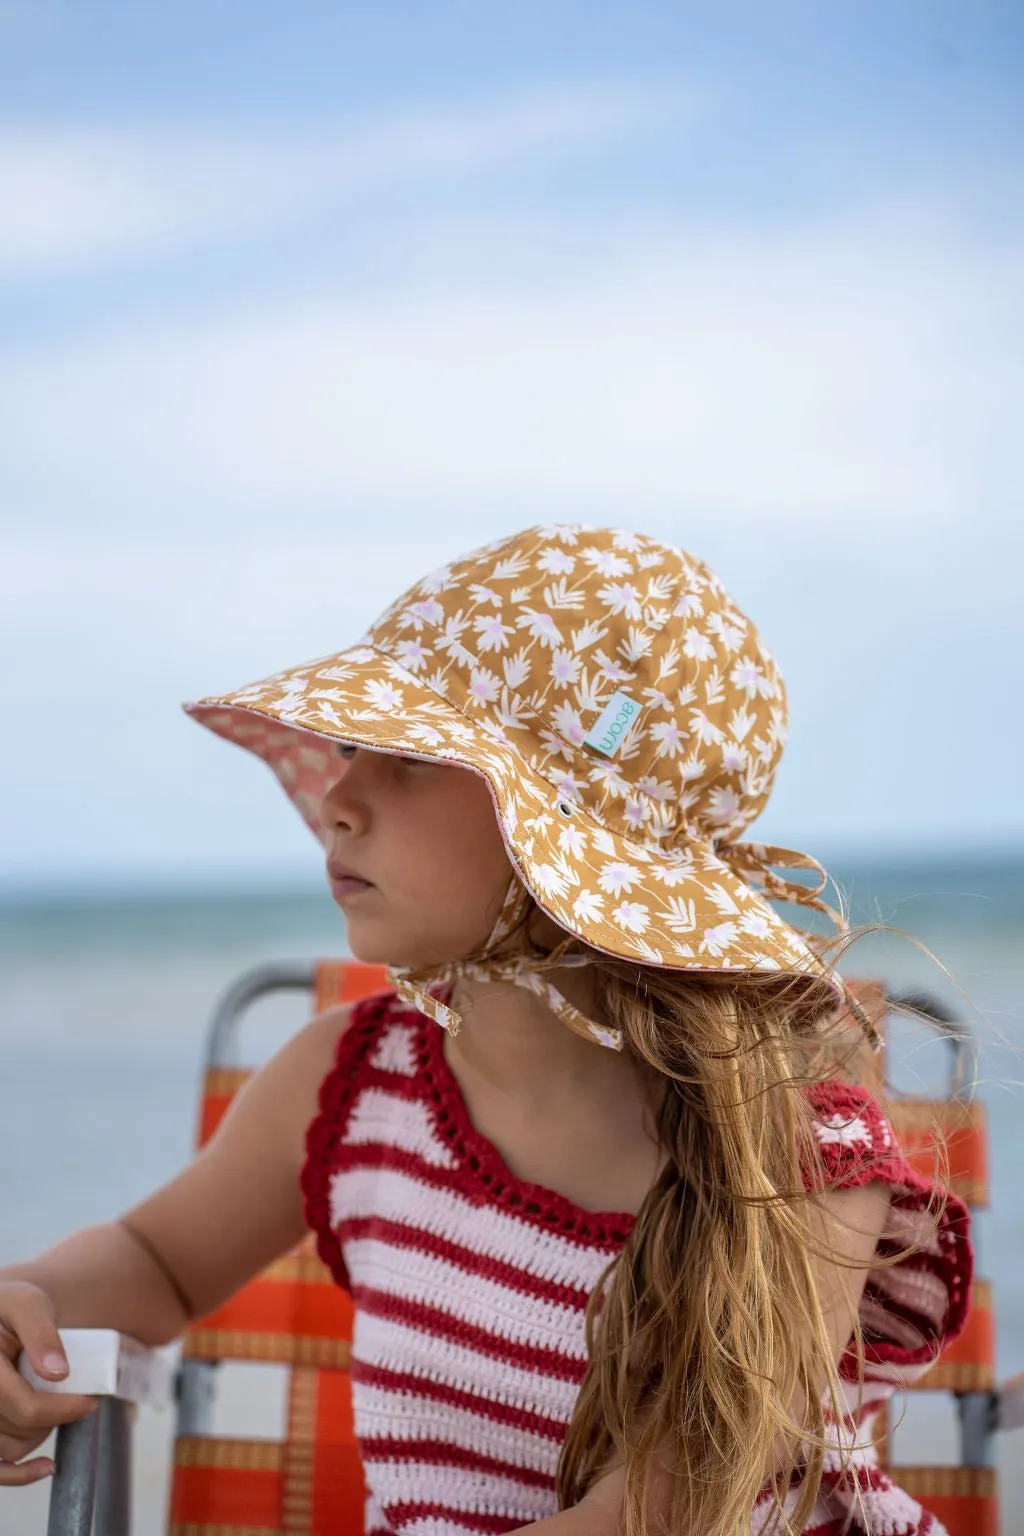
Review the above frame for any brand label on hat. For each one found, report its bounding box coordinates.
[584,691,643,757]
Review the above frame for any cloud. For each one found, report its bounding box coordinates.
[1,195,1021,535]
[0,80,696,273]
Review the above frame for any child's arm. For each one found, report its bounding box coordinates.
[0,1004,351,1487]
[0,1002,352,1343]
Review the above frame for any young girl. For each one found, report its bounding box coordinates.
[0,525,972,1535]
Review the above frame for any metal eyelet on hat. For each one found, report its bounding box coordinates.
[556,800,575,819]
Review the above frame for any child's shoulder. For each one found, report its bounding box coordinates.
[800,1076,906,1190]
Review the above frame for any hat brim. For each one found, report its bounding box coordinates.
[185,645,838,998]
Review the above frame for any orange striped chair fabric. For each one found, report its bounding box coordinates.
[169,960,389,1536]
[874,1003,995,1536]
[168,964,997,1536]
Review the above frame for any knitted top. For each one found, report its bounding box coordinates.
[301,989,973,1536]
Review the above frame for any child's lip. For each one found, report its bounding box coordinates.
[327,860,374,897]
[327,860,373,885]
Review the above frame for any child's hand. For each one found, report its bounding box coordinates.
[0,1281,98,1486]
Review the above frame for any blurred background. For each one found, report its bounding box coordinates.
[1,1,1022,1531]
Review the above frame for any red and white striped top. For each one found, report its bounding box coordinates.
[301,989,973,1536]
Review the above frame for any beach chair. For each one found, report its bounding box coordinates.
[41,963,1024,1535]
[869,987,1005,1535]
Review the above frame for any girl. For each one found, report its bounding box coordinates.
[0,524,972,1535]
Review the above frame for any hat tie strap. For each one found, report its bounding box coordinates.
[389,872,627,1051]
[715,839,847,932]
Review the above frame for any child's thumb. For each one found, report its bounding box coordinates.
[17,1295,69,1379]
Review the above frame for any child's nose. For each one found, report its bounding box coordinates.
[317,770,368,837]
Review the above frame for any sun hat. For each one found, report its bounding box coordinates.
[184,524,853,1052]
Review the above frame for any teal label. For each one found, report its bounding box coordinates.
[583,690,642,756]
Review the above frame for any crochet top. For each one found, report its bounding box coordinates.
[301,989,973,1536]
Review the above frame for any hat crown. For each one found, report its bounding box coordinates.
[361,523,787,850]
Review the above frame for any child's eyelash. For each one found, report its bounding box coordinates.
[335,743,422,768]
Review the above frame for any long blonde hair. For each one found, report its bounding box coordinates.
[450,903,940,1536]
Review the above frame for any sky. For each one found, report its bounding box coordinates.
[2,1,1022,892]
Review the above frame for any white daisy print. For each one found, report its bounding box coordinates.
[516,608,561,647]
[533,863,572,900]
[364,679,404,711]
[689,709,725,746]
[650,721,684,757]
[537,728,575,764]
[407,598,444,626]
[598,861,643,896]
[598,581,643,619]
[738,913,772,939]
[536,548,576,576]
[419,564,454,594]
[731,659,770,698]
[636,774,675,801]
[586,549,632,577]
[558,823,587,857]
[572,890,605,923]
[610,529,643,553]
[614,901,650,934]
[408,722,445,748]
[721,744,748,774]
[700,922,739,956]
[551,702,586,746]
[673,591,704,619]
[707,612,746,652]
[473,614,514,652]
[394,639,430,671]
[706,787,742,825]
[683,627,715,662]
[653,862,695,888]
[587,759,631,798]
[550,649,581,686]
[467,668,501,705]
[592,648,632,682]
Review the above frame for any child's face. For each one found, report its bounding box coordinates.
[318,744,516,969]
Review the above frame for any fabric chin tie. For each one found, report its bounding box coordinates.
[387,875,627,1052]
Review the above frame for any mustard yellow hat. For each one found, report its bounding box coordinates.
[185,525,845,1048]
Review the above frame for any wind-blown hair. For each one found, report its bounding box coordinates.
[454,904,945,1536]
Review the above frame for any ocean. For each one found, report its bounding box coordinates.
[1,851,1022,1534]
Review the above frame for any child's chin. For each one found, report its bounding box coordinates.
[342,924,409,969]
[345,928,454,975]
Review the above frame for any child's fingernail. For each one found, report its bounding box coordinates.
[42,1352,68,1376]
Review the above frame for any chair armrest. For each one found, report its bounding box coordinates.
[18,1328,175,1408]
[18,1330,175,1536]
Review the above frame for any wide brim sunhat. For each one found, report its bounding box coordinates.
[184,524,847,1047]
